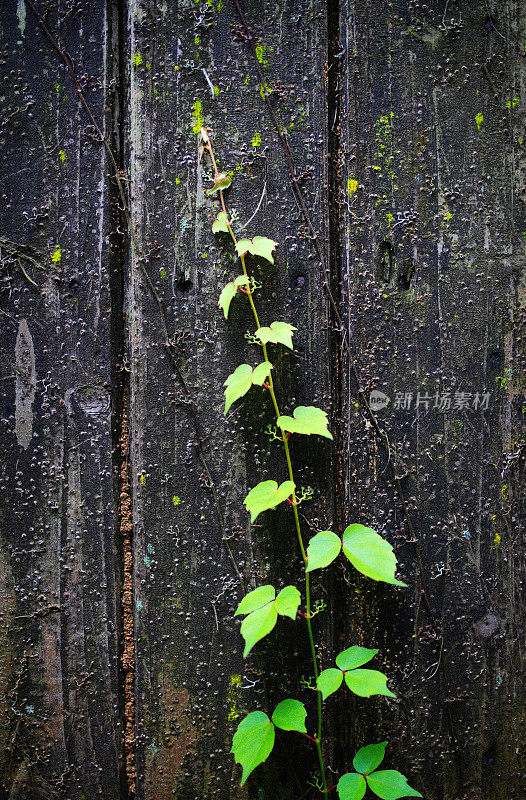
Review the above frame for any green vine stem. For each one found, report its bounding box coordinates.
[202,128,421,800]
[202,130,328,795]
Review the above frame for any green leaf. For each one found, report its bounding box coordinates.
[218,275,249,318]
[306,530,341,572]
[212,211,230,233]
[317,668,344,701]
[240,603,278,657]
[366,770,422,799]
[255,321,297,350]
[342,524,406,586]
[337,772,367,800]
[271,699,307,733]
[207,172,232,194]
[231,711,275,786]
[251,362,273,385]
[277,406,333,439]
[235,585,275,616]
[218,282,237,319]
[244,480,295,522]
[235,236,278,264]
[274,585,301,619]
[335,646,378,672]
[250,236,279,264]
[224,362,272,414]
[353,742,387,775]
[344,669,396,698]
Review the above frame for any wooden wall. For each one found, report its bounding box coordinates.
[0,1,523,799]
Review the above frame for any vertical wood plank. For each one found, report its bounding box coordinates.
[338,1,525,798]
[126,1,333,796]
[0,2,121,797]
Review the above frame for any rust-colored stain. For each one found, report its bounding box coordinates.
[120,402,136,795]
[145,684,197,800]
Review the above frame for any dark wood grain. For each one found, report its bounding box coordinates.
[125,1,334,797]
[0,2,122,797]
[337,1,525,798]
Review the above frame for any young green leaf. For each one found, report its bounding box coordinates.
[255,321,297,350]
[231,711,275,786]
[251,362,273,385]
[235,236,279,264]
[317,668,344,701]
[240,603,278,657]
[224,362,273,414]
[218,275,249,318]
[366,770,422,799]
[277,406,333,439]
[342,524,406,586]
[244,480,295,522]
[271,699,307,733]
[274,585,301,619]
[352,742,387,775]
[335,646,378,672]
[306,530,341,572]
[250,236,279,264]
[212,211,230,233]
[344,669,396,698]
[337,772,367,800]
[207,172,232,194]
[235,585,275,617]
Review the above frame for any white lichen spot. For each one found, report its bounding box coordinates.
[15,319,36,449]
[17,0,26,36]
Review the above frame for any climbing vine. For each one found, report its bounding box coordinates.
[201,127,422,800]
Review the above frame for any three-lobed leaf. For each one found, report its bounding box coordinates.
[235,584,301,656]
[244,479,295,522]
[353,742,387,775]
[277,405,333,439]
[342,524,406,586]
[337,773,367,800]
[271,699,307,733]
[236,236,278,264]
[366,770,422,799]
[219,275,249,318]
[256,321,297,350]
[306,530,341,572]
[317,668,344,701]
[231,711,275,786]
[212,211,230,233]
[224,362,272,414]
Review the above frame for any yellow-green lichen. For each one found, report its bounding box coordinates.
[255,44,269,67]
[227,675,243,721]
[475,112,484,131]
[58,150,66,164]
[172,495,181,506]
[347,178,358,196]
[192,99,204,134]
[51,244,61,264]
[251,132,261,148]
[505,96,519,110]
[213,84,220,96]
[133,53,143,67]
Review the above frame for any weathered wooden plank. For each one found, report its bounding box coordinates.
[0,2,121,797]
[338,1,525,798]
[126,1,333,797]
